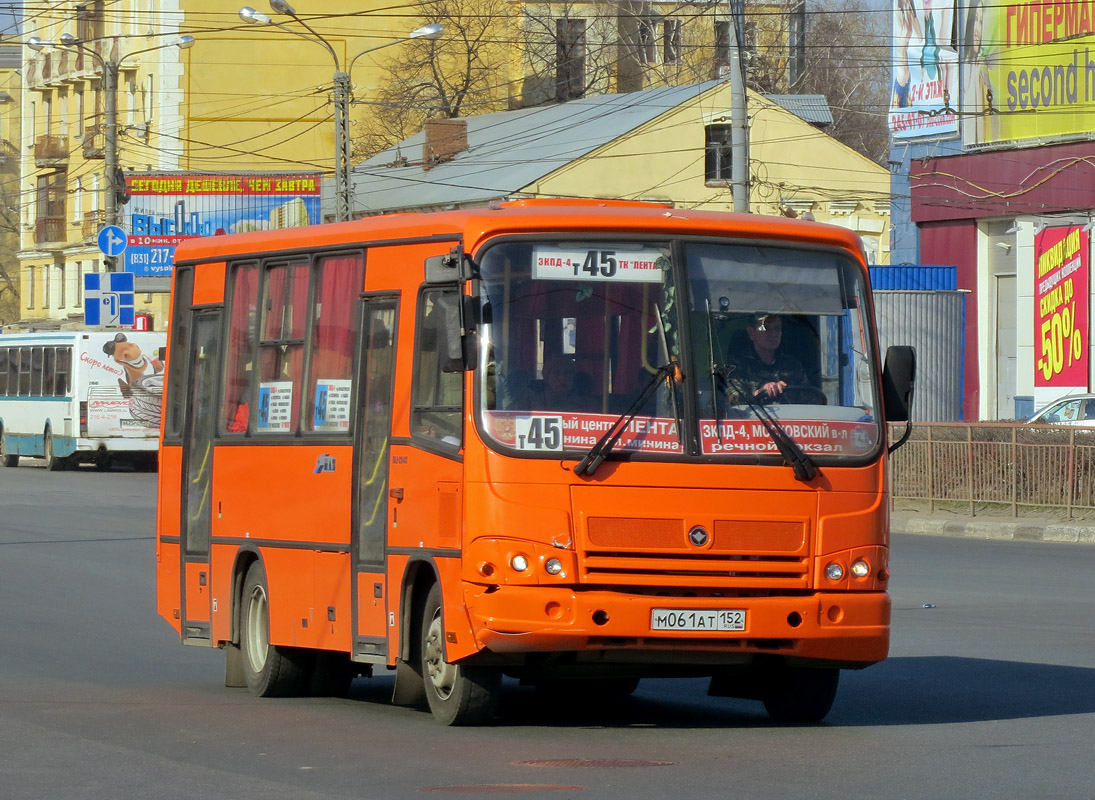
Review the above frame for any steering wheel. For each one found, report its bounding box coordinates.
[774,385,828,405]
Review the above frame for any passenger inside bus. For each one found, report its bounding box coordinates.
[527,353,595,412]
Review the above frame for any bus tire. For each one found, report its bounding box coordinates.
[44,430,66,472]
[0,427,17,467]
[240,561,312,697]
[762,666,839,724]
[420,583,500,726]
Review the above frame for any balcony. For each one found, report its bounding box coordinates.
[82,125,105,159]
[82,210,106,239]
[35,216,67,246]
[0,138,18,169]
[34,135,70,168]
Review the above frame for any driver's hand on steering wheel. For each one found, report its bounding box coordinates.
[755,380,787,398]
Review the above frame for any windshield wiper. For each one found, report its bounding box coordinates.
[574,360,681,477]
[705,306,818,483]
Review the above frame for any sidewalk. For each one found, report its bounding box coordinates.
[891,509,1095,545]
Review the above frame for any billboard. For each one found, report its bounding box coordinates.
[120,173,323,277]
[1034,225,1090,396]
[960,0,1095,146]
[889,0,960,138]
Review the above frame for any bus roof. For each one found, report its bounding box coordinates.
[171,201,867,265]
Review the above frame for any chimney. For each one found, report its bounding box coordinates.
[423,118,468,168]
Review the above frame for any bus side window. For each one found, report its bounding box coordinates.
[412,288,463,446]
[306,253,364,433]
[0,347,8,395]
[256,262,307,434]
[223,262,259,434]
[55,347,71,397]
[18,347,31,396]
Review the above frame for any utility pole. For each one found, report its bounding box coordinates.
[332,71,353,224]
[103,60,120,231]
[728,0,750,213]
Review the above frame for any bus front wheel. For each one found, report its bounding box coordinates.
[240,561,312,697]
[420,583,500,726]
[762,666,839,724]
[0,428,17,467]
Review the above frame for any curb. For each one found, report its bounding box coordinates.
[891,515,1095,545]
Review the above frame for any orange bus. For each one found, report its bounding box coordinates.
[156,200,914,725]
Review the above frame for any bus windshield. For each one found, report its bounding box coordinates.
[476,238,880,462]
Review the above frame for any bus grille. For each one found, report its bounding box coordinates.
[580,517,811,589]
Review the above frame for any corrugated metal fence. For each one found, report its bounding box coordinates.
[888,422,1095,519]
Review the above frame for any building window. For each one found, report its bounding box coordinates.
[35,170,67,243]
[26,266,34,309]
[556,18,586,102]
[705,124,733,183]
[58,262,66,309]
[788,1,806,87]
[638,17,658,64]
[663,19,682,64]
[714,21,731,69]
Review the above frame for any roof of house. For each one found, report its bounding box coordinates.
[351,81,723,214]
[763,94,833,126]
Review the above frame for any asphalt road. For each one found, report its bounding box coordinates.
[1,463,1094,799]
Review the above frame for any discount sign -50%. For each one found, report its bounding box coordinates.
[1039,301,1083,381]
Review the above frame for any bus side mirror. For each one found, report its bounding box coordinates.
[426,248,465,284]
[882,345,916,422]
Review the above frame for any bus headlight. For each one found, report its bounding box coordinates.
[851,559,871,578]
[510,554,529,572]
[544,557,563,575]
[824,562,845,581]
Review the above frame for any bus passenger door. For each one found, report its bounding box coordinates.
[179,311,222,643]
[351,297,398,660]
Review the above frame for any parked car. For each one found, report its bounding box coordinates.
[1026,394,1095,425]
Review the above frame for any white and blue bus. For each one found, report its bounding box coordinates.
[0,330,166,470]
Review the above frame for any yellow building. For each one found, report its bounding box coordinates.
[351,82,892,263]
[0,42,20,326]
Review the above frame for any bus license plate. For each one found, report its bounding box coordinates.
[650,608,746,632]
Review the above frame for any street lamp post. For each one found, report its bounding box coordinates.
[239,3,442,222]
[28,34,195,234]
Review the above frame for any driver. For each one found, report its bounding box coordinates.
[728,313,805,402]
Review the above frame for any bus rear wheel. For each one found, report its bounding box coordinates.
[44,430,66,472]
[420,583,500,726]
[762,666,839,724]
[0,428,17,467]
[240,561,312,697]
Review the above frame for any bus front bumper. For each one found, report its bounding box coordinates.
[462,585,890,666]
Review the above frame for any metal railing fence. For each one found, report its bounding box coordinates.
[888,423,1095,519]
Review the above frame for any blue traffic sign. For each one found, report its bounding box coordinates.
[97,225,128,258]
[84,272,136,327]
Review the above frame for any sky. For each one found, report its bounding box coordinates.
[0,3,17,37]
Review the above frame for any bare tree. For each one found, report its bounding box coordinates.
[353,0,514,158]
[795,0,890,163]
